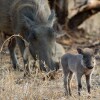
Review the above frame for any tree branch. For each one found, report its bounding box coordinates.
[68,4,100,30]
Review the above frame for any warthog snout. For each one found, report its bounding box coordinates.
[87,66,93,69]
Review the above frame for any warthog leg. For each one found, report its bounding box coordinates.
[68,71,73,96]
[86,74,91,94]
[16,37,29,73]
[8,38,18,69]
[63,70,69,96]
[77,73,82,96]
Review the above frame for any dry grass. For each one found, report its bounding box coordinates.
[0,34,100,100]
[0,53,100,100]
[0,1,100,99]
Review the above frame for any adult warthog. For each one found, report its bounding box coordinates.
[0,0,61,73]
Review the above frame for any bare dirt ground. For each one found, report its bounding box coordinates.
[0,34,100,100]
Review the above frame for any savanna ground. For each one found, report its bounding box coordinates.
[0,11,100,100]
[0,33,100,100]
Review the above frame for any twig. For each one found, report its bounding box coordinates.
[0,34,29,53]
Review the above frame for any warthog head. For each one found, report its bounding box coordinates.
[77,48,98,69]
[24,11,59,71]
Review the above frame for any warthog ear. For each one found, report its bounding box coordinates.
[48,10,56,27]
[24,15,37,29]
[77,48,84,54]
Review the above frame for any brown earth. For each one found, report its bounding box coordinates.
[0,33,100,100]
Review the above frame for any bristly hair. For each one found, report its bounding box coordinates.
[11,0,51,25]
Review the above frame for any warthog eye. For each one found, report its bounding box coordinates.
[47,27,55,38]
[28,31,37,41]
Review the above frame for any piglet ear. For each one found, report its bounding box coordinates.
[77,48,84,54]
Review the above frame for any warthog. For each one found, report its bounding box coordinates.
[0,0,62,73]
[61,48,97,96]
